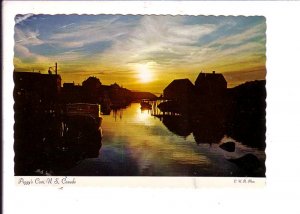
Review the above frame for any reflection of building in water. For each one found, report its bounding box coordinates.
[192,119,225,145]
[160,115,192,137]
[113,108,123,121]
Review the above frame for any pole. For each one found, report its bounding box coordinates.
[55,62,57,75]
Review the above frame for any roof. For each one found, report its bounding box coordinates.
[165,78,194,90]
[195,72,226,85]
[14,71,62,80]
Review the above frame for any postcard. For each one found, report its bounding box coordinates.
[12,1,300,193]
[4,1,300,214]
[12,13,267,181]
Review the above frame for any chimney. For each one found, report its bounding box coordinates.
[213,71,215,74]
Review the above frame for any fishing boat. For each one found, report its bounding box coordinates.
[64,103,102,129]
[140,99,152,109]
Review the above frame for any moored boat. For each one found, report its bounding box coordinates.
[140,99,152,109]
[64,103,102,128]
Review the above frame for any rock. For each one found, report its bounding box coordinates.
[219,141,235,152]
[228,153,261,171]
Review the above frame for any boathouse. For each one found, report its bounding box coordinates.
[163,78,194,102]
[195,71,227,95]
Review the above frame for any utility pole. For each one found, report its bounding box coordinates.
[55,62,58,75]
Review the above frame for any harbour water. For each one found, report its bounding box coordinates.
[64,103,266,176]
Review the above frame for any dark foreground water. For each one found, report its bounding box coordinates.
[63,103,265,177]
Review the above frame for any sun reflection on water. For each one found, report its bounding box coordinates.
[99,103,264,176]
[134,107,154,126]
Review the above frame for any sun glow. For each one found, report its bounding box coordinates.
[135,105,154,126]
[137,64,153,83]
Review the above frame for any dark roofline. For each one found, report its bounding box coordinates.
[172,78,191,81]
[169,78,194,84]
[14,71,61,78]
[164,78,194,91]
[195,71,226,83]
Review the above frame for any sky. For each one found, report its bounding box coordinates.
[14,14,266,94]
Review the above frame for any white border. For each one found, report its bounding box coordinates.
[3,1,300,214]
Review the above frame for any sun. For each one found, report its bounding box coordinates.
[137,64,153,83]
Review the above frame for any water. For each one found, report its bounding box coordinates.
[64,103,265,176]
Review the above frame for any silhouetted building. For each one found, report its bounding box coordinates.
[63,82,75,89]
[14,71,62,175]
[61,82,84,103]
[82,76,102,103]
[14,72,103,175]
[195,71,227,95]
[108,83,131,108]
[163,79,194,102]
[82,76,102,90]
[14,71,61,107]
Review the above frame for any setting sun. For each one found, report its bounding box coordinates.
[137,64,153,83]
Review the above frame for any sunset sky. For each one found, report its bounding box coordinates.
[14,14,266,94]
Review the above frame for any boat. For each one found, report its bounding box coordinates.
[140,99,152,109]
[58,103,103,153]
[64,103,103,133]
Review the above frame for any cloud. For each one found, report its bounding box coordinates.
[48,17,133,49]
[14,15,222,70]
[148,20,267,74]
[15,28,44,46]
[57,23,75,29]
[96,16,219,69]
[207,22,266,48]
[14,15,266,90]
[98,16,263,74]
[15,14,34,25]
[14,44,48,62]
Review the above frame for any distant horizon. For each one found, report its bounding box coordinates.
[14,15,266,93]
[13,69,265,96]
